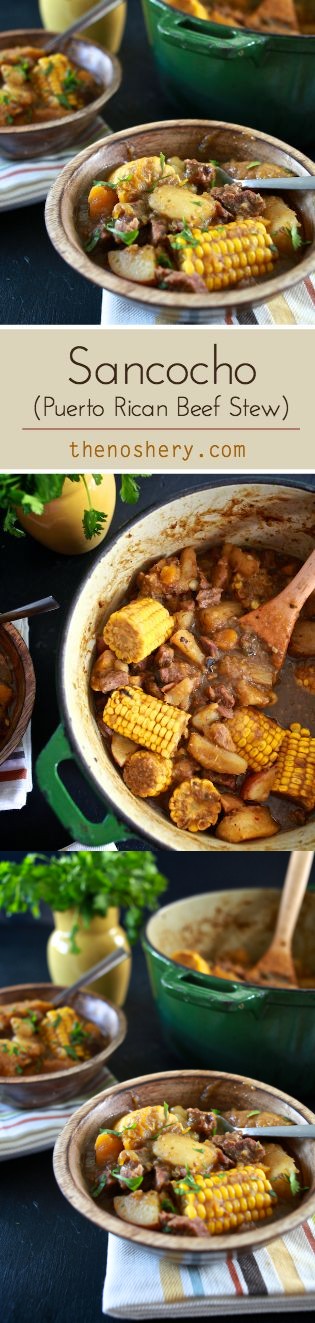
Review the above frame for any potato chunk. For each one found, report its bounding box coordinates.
[149,184,216,227]
[264,1143,300,1201]
[153,1130,217,1171]
[171,628,205,668]
[188,730,247,776]
[108,245,156,285]
[116,1105,181,1149]
[114,1190,160,1228]
[215,805,279,842]
[289,620,315,657]
[242,767,276,803]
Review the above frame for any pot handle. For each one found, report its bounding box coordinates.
[36,724,130,846]
[161,964,266,1012]
[157,12,266,56]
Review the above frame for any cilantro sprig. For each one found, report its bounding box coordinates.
[0,474,151,543]
[0,851,167,947]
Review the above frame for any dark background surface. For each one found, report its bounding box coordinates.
[1,851,310,1323]
[1,471,314,850]
[0,0,174,325]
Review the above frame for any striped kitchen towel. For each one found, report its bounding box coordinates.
[0,117,110,211]
[0,1067,116,1160]
[101,271,315,327]
[103,1220,315,1317]
[0,619,32,811]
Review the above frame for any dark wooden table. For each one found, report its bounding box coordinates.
[1,473,313,850]
[1,852,302,1323]
[0,0,174,325]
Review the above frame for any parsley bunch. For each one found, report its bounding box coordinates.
[0,851,168,951]
[0,474,150,542]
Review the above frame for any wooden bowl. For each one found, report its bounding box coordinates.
[0,622,35,766]
[0,30,121,159]
[0,982,126,1108]
[53,1067,315,1263]
[46,117,315,316]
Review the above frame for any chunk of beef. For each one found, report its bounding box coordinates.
[183,159,216,189]
[214,1134,265,1164]
[212,184,265,220]
[200,637,220,658]
[118,1160,144,1183]
[197,587,222,607]
[150,215,169,246]
[159,1212,209,1237]
[187,1107,217,1138]
[156,268,206,294]
[95,670,129,694]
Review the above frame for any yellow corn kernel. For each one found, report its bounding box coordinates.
[173,219,276,292]
[103,598,173,663]
[273,722,315,810]
[123,749,173,797]
[295,663,315,694]
[103,686,188,755]
[227,707,285,769]
[175,1166,275,1233]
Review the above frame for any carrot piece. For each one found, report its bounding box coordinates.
[95,1132,123,1167]
[88,183,117,221]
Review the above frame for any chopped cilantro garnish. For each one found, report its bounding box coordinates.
[44,61,53,76]
[57,93,71,110]
[246,161,261,171]
[288,1172,309,1196]
[289,221,303,251]
[64,1045,79,1061]
[98,1127,121,1137]
[160,152,166,172]
[105,219,139,246]
[157,253,173,269]
[63,67,81,93]
[91,1172,108,1198]
[111,1167,143,1191]
[161,1196,177,1213]
[70,1021,88,1046]
[174,1166,201,1194]
[85,227,103,252]
[170,225,199,250]
[246,1110,260,1119]
[163,1101,169,1120]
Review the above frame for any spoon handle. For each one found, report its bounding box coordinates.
[51,947,129,1006]
[266,851,314,957]
[242,177,315,191]
[243,1125,315,1138]
[0,596,59,624]
[45,0,122,53]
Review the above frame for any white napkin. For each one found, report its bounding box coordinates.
[101,273,315,328]
[102,1222,315,1318]
[0,117,110,211]
[0,1067,116,1161]
[0,619,32,811]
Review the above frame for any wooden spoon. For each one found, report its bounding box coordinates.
[240,548,315,670]
[248,850,314,988]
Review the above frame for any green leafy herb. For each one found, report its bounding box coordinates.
[15,1066,23,1075]
[0,473,147,546]
[1,1044,8,1054]
[98,1127,121,1138]
[63,67,81,93]
[119,474,149,504]
[6,115,14,125]
[111,1167,143,1191]
[288,1172,309,1197]
[163,1101,169,1121]
[64,1045,79,1061]
[289,221,303,251]
[170,226,199,250]
[44,61,54,76]
[70,1021,88,1046]
[246,1110,260,1119]
[161,1197,177,1213]
[0,852,167,945]
[85,227,103,252]
[246,161,261,171]
[157,253,173,269]
[105,220,139,246]
[174,1166,201,1195]
[160,152,166,172]
[91,1172,108,1198]
[53,1014,62,1029]
[16,59,31,79]
[57,92,72,109]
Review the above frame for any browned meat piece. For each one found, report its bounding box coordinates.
[151,215,169,245]
[156,268,206,293]
[171,752,199,783]
[213,1134,266,1165]
[159,1211,208,1237]
[212,185,265,220]
[155,644,174,666]
[197,587,222,607]
[187,1107,217,1138]
[114,212,141,236]
[154,1162,174,1192]
[183,159,216,189]
[118,1160,144,1182]
[94,670,130,694]
[159,662,195,684]
[200,637,220,658]
[212,723,236,750]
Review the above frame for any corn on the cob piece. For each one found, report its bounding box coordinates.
[41,1007,87,1061]
[104,686,188,755]
[103,598,173,663]
[295,662,315,694]
[123,749,173,797]
[273,722,315,810]
[227,707,285,770]
[169,776,221,832]
[175,1166,275,1233]
[174,219,276,291]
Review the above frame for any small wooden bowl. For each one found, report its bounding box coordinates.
[0,622,35,766]
[46,117,315,315]
[0,982,126,1108]
[0,30,121,160]
[53,1067,315,1263]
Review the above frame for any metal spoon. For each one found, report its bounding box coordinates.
[45,0,122,55]
[0,596,59,625]
[215,1114,315,1139]
[51,947,129,1007]
[215,166,315,192]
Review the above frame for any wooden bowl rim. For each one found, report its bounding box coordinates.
[0,621,36,766]
[53,1066,315,1255]
[0,29,121,136]
[0,981,127,1087]
[45,116,315,310]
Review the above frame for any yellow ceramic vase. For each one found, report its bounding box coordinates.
[39,0,127,52]
[47,909,132,1006]
[17,473,116,555]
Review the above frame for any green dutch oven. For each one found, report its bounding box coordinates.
[143,887,315,1098]
[141,0,315,149]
